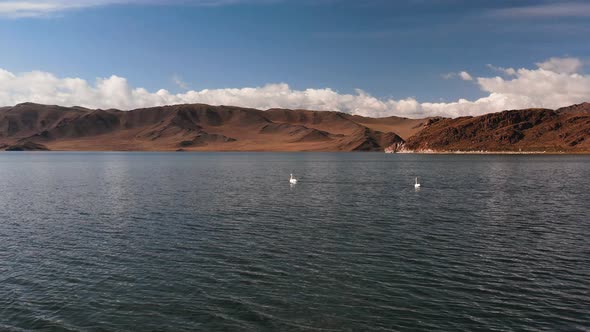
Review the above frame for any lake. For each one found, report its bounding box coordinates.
[0,152,589,331]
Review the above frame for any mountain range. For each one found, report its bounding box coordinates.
[0,102,589,153]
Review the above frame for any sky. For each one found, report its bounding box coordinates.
[0,0,589,118]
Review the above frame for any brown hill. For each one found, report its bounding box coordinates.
[1,102,589,152]
[403,106,590,153]
[0,103,408,152]
[344,114,429,140]
[556,102,590,114]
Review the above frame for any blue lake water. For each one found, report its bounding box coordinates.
[0,152,589,331]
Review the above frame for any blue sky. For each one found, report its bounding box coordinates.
[1,0,589,117]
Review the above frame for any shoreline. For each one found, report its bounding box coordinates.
[393,150,578,155]
[2,149,590,155]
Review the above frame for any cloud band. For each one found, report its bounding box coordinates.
[1,57,588,118]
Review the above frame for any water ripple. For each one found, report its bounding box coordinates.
[0,152,589,331]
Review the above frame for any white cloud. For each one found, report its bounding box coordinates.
[0,1,110,17]
[1,57,589,118]
[443,71,473,81]
[0,0,270,17]
[6,1,590,19]
[536,57,583,74]
[486,64,517,76]
[491,2,590,18]
[458,71,472,81]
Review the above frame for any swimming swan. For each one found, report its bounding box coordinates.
[414,177,421,188]
[290,174,298,184]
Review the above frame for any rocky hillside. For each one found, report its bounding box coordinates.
[402,103,590,153]
[1,102,588,152]
[0,103,418,152]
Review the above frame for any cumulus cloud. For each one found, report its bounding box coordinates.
[1,57,589,118]
[486,64,517,76]
[443,71,473,81]
[459,71,473,81]
[536,57,583,74]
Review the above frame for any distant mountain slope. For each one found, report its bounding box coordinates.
[403,104,590,153]
[0,103,407,151]
[557,102,590,114]
[343,114,429,140]
[0,102,588,152]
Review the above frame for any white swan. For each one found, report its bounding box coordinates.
[414,177,421,189]
[290,173,298,184]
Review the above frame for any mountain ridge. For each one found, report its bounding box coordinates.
[402,103,590,153]
[0,102,589,153]
[0,103,411,152]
